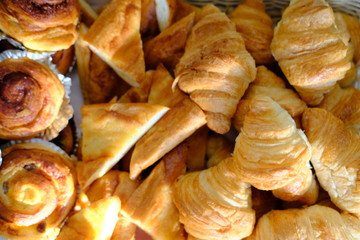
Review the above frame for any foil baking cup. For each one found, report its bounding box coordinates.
[0,50,74,141]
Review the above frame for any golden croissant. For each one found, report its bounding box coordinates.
[0,0,79,51]
[271,0,352,106]
[233,96,317,204]
[174,4,256,134]
[247,205,358,240]
[233,65,307,131]
[302,108,360,217]
[229,0,274,64]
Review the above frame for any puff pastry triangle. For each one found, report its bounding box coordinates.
[78,102,169,189]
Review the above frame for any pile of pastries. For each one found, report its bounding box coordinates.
[0,0,359,239]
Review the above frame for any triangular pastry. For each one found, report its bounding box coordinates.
[83,0,145,87]
[57,196,121,240]
[78,102,169,189]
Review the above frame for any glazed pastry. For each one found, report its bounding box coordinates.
[129,97,207,180]
[51,118,76,155]
[57,196,121,240]
[155,0,177,31]
[0,57,65,140]
[233,96,317,204]
[0,141,77,240]
[318,84,360,135]
[229,0,274,64]
[83,0,145,87]
[78,102,169,189]
[174,4,256,134]
[0,0,79,52]
[247,205,356,240]
[122,143,188,240]
[302,108,360,217]
[51,46,75,75]
[206,133,233,168]
[173,156,255,240]
[144,12,195,70]
[233,65,307,131]
[118,70,154,103]
[271,0,352,105]
[75,23,131,104]
[86,171,139,240]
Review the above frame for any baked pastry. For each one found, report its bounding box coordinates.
[0,141,77,240]
[0,0,79,52]
[83,0,145,87]
[129,97,207,179]
[51,46,75,75]
[78,102,169,189]
[302,108,360,217]
[247,205,357,240]
[141,0,158,36]
[174,4,256,134]
[155,0,177,31]
[79,0,98,27]
[173,156,255,240]
[233,96,317,204]
[251,188,279,221]
[229,0,274,64]
[118,70,154,103]
[206,133,233,168]
[185,126,208,171]
[144,12,195,70]
[0,57,65,140]
[270,0,352,105]
[122,143,188,240]
[341,13,360,65]
[233,65,307,131]
[57,196,121,240]
[318,84,360,135]
[85,171,139,240]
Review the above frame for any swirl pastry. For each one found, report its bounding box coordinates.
[247,205,358,240]
[229,0,274,65]
[0,0,79,52]
[0,141,77,240]
[302,108,360,217]
[174,4,256,134]
[0,57,65,140]
[270,0,351,106]
[233,96,317,204]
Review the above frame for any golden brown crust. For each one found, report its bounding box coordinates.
[0,0,79,51]
[174,4,256,134]
[51,45,75,75]
[0,142,77,240]
[0,57,64,140]
[271,0,351,105]
[83,0,145,87]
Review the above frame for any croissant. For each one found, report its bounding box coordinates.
[341,12,360,65]
[121,143,188,240]
[57,196,121,240]
[174,4,256,134]
[270,0,352,106]
[0,57,66,140]
[318,84,360,135]
[85,171,139,240]
[185,126,209,172]
[75,24,130,104]
[229,0,274,64]
[0,0,79,52]
[232,96,317,204]
[0,141,77,240]
[302,108,360,217]
[233,65,307,131]
[247,205,357,240]
[173,156,255,240]
[77,102,169,189]
[83,0,145,87]
[206,133,233,168]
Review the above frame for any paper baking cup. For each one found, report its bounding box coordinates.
[0,50,73,141]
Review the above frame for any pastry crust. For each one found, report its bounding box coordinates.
[271,0,351,105]
[174,4,256,134]
[0,0,79,51]
[0,142,77,240]
[0,57,64,140]
[78,102,169,189]
[83,0,145,87]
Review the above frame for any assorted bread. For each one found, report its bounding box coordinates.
[0,0,360,239]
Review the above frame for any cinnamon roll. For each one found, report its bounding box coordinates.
[0,0,79,52]
[0,141,77,240]
[0,57,65,140]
